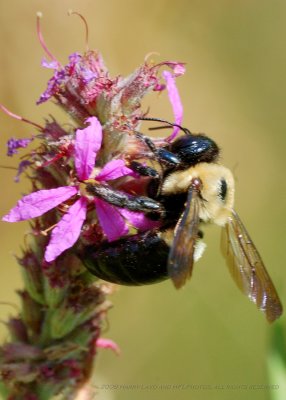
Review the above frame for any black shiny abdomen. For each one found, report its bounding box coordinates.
[83,231,170,285]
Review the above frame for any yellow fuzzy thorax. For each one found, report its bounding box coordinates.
[162,162,235,226]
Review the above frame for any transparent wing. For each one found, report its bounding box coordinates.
[221,209,283,322]
[168,188,200,289]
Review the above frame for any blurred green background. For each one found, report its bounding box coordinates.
[0,1,286,399]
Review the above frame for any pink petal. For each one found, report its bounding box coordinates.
[162,70,183,142]
[75,116,102,180]
[41,58,59,69]
[96,159,134,181]
[153,83,166,92]
[95,199,129,241]
[118,208,160,231]
[164,61,186,76]
[44,197,87,262]
[96,338,120,355]
[2,186,77,222]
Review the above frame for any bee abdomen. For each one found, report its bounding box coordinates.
[83,231,170,285]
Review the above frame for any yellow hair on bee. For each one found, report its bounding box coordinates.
[162,163,235,226]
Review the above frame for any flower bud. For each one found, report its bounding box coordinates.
[19,251,44,304]
[7,318,28,343]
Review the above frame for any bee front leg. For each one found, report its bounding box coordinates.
[85,182,165,219]
[128,160,160,179]
[135,132,181,168]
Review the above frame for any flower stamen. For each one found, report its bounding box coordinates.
[36,12,61,67]
[41,223,58,236]
[68,10,90,52]
[0,103,44,131]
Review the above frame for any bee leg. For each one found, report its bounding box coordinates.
[134,132,182,197]
[85,182,165,219]
[128,160,161,199]
[135,132,181,168]
[129,161,159,179]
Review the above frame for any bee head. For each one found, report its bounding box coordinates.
[169,134,219,165]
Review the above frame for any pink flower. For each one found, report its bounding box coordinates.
[7,137,34,157]
[96,337,120,355]
[37,52,104,105]
[163,70,183,142]
[14,160,32,182]
[3,117,154,263]
[36,48,185,131]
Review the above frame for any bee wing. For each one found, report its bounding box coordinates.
[168,187,200,289]
[221,209,283,322]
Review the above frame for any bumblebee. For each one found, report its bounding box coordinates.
[83,118,283,323]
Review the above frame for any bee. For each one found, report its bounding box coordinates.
[83,118,283,323]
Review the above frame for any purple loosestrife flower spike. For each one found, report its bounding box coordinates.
[0,14,185,398]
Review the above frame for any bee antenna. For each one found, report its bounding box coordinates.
[136,117,191,136]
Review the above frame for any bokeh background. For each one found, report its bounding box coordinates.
[0,1,286,399]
